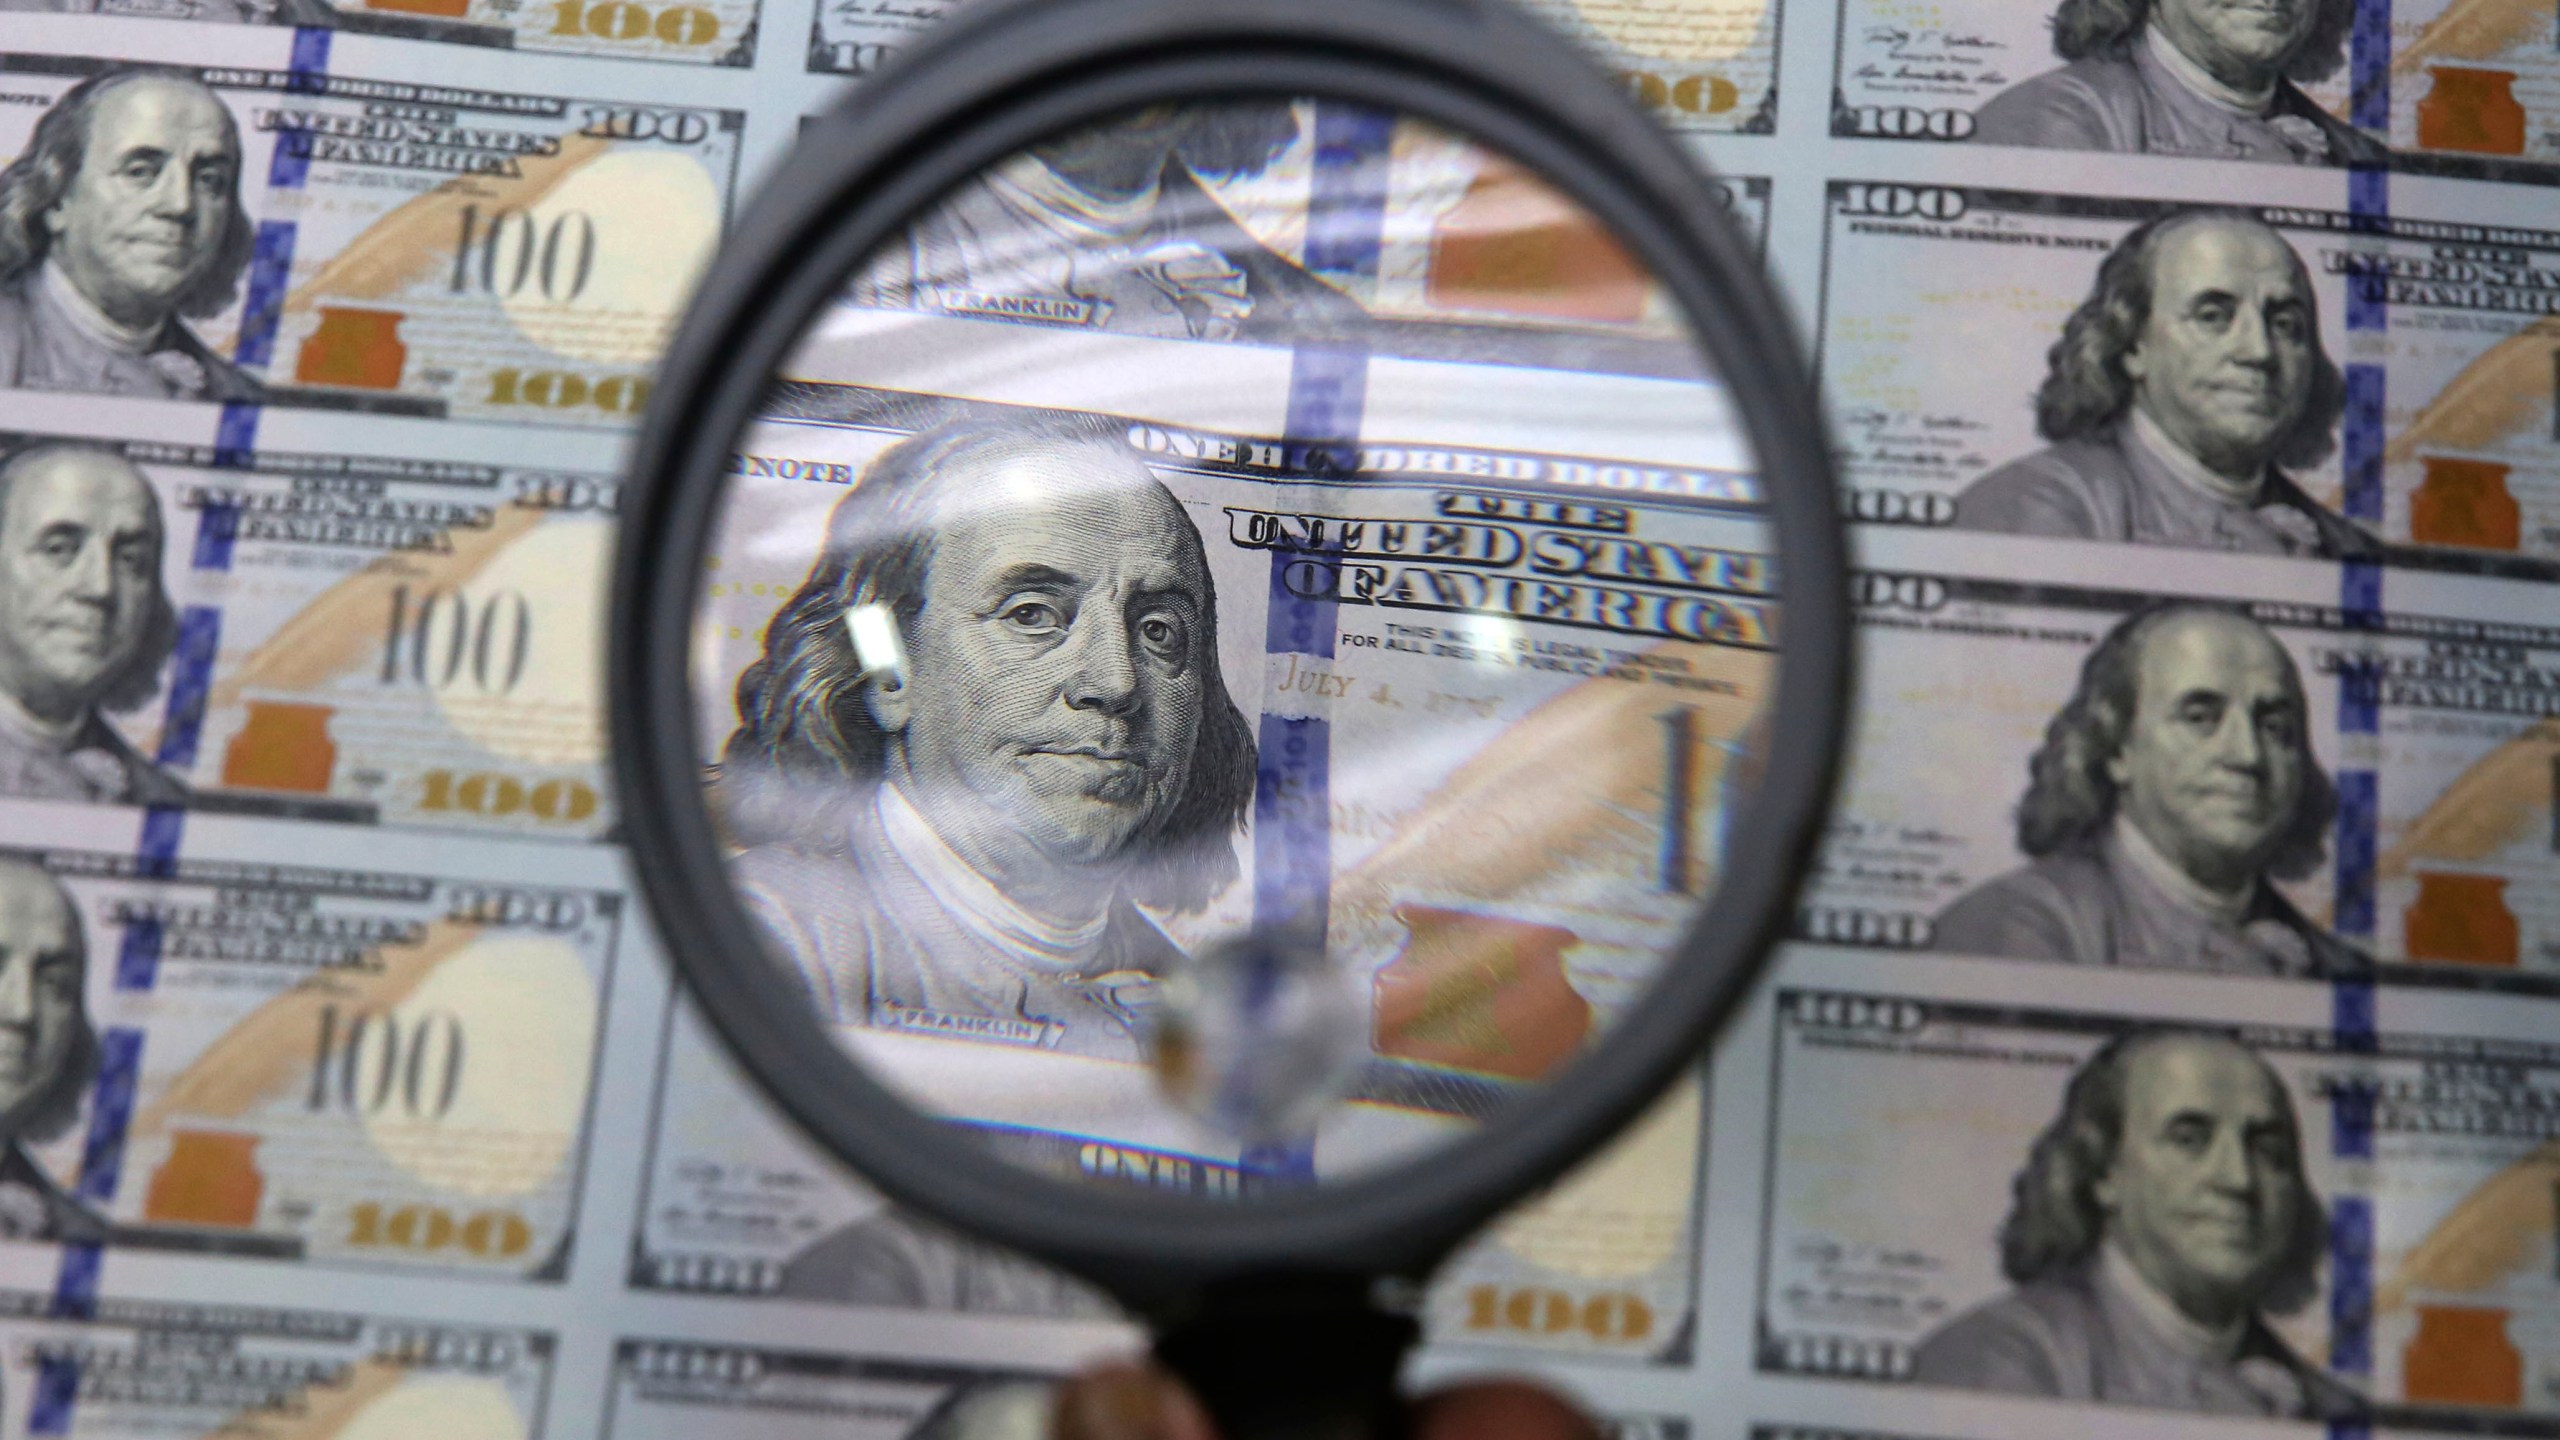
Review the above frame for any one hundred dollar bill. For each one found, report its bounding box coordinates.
[605,1341,1051,1440]
[636,996,1707,1364]
[0,403,616,839]
[806,0,1777,142]
[0,801,620,1279]
[0,394,619,840]
[1758,982,2560,1428]
[606,1338,1687,1440]
[0,40,739,428]
[702,330,1768,1166]
[0,1291,550,1438]
[53,0,755,67]
[813,97,1757,374]
[1805,542,2560,982]
[1821,182,2560,573]
[1826,0,2357,157]
[661,309,1745,1346]
[1828,0,2560,179]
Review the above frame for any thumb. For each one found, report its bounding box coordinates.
[1054,1363,1219,1440]
[1411,1381,1603,1440]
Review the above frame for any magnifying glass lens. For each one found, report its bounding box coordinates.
[687,96,1776,1198]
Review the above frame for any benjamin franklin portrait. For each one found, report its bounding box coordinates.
[0,68,262,402]
[719,413,1257,1065]
[0,443,186,807]
[1954,210,2376,557]
[1931,602,2365,978]
[1915,1028,2358,1419]
[1973,0,2382,166]
[0,857,106,1244]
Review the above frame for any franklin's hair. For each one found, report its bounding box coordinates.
[2035,211,2347,471]
[722,414,1256,912]
[0,68,256,320]
[0,860,99,1147]
[0,443,178,715]
[2048,0,2354,83]
[2015,601,2335,879]
[1999,1028,2327,1316]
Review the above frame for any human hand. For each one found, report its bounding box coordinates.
[1054,1360,1602,1440]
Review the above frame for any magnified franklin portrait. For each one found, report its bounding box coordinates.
[716,415,1257,1066]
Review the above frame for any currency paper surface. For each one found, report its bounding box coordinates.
[1,1,2557,1440]
[0,32,738,427]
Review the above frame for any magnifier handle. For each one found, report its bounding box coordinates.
[1153,1279,1419,1440]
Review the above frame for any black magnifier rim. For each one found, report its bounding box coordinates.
[614,0,1848,1304]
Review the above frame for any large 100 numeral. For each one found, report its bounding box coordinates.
[382,585,532,696]
[310,1004,466,1122]
[451,205,596,303]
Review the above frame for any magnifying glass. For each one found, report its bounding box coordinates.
[611,0,1847,1432]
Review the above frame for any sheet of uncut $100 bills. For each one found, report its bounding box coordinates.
[0,0,2550,1434]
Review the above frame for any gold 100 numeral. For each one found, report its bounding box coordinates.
[420,770,601,824]
[487,368,650,415]
[551,0,719,43]
[1462,1285,1654,1343]
[348,1202,533,1259]
[1615,69,1741,117]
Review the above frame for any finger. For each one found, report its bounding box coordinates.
[1410,1380,1603,1440]
[1053,1362,1219,1440]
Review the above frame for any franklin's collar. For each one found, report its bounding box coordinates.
[2143,23,2280,114]
[2100,1239,2252,1364]
[873,779,1111,972]
[2111,812,2257,928]
[0,684,86,753]
[2128,405,2270,509]
[37,260,168,354]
